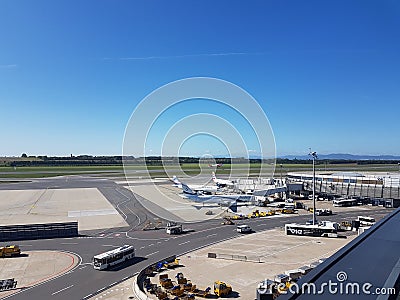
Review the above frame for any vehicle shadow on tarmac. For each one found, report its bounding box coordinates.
[7,253,29,258]
[227,291,240,298]
[107,256,147,272]
[207,291,240,299]
[180,229,195,234]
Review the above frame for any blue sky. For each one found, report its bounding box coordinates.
[1,1,399,157]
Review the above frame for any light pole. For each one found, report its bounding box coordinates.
[309,150,318,225]
[280,164,284,199]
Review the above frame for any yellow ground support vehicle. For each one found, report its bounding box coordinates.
[248,210,261,218]
[278,281,294,294]
[258,211,267,217]
[266,210,276,216]
[0,245,21,258]
[163,258,180,269]
[281,208,295,214]
[221,217,234,225]
[214,281,232,297]
[231,215,246,220]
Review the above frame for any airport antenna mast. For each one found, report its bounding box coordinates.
[309,149,318,225]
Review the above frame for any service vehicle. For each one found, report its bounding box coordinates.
[236,224,252,233]
[214,281,232,297]
[333,198,358,207]
[315,208,332,216]
[357,216,376,226]
[166,222,183,234]
[0,245,21,257]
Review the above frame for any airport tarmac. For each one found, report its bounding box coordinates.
[0,175,393,300]
[125,184,230,223]
[88,280,134,300]
[0,250,79,298]
[96,228,356,300]
[150,229,356,299]
[0,188,128,231]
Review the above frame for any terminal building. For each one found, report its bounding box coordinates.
[287,172,400,208]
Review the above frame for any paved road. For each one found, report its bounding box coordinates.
[0,176,392,300]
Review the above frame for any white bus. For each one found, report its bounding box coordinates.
[357,216,376,227]
[332,198,358,207]
[93,245,135,270]
[285,223,338,237]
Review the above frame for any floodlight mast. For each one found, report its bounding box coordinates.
[309,149,318,225]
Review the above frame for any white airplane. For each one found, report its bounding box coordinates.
[212,172,235,187]
[180,183,252,210]
[171,176,219,194]
[208,163,223,168]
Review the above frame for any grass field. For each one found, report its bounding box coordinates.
[0,163,399,179]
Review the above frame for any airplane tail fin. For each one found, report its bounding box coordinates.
[171,176,181,185]
[181,183,196,195]
[230,201,238,213]
[212,172,217,181]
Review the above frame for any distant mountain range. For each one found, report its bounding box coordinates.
[280,153,400,160]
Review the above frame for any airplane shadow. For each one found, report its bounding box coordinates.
[106,256,147,272]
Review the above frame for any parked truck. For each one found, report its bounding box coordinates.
[166,222,183,235]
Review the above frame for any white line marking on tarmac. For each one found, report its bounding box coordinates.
[61,242,78,245]
[140,246,145,249]
[102,245,119,247]
[148,243,154,246]
[1,250,82,300]
[147,251,159,257]
[51,284,74,295]
[116,198,129,220]
[178,241,191,246]
[114,188,142,227]
[206,233,217,237]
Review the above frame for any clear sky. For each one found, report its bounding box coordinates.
[1,0,399,157]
